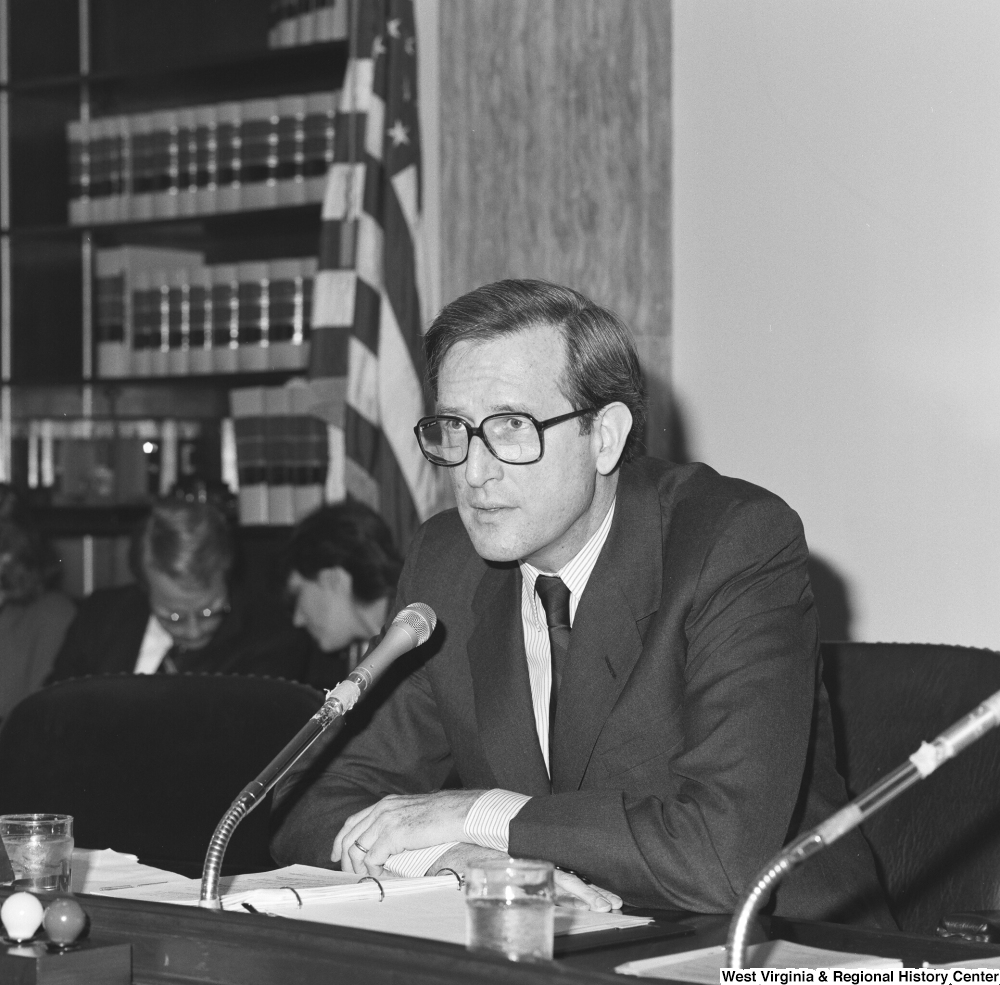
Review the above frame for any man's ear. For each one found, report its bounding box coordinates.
[317,566,353,595]
[593,402,633,475]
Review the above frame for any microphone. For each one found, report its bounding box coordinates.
[324,602,436,717]
[727,686,1000,967]
[198,602,437,908]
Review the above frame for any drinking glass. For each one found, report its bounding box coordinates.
[465,858,555,961]
[0,814,74,895]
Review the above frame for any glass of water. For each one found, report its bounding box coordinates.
[465,858,555,961]
[0,814,74,895]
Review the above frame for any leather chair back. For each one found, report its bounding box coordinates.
[0,673,324,877]
[822,641,1000,935]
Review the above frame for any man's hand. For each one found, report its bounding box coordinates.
[333,790,483,874]
[553,869,622,913]
[430,845,622,913]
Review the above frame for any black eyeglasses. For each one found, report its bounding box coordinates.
[414,408,595,467]
[152,598,231,627]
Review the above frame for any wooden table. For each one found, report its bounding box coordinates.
[5,888,1000,984]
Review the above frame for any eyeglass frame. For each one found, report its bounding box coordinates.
[413,407,597,467]
[151,598,231,626]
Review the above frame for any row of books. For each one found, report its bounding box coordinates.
[68,90,338,225]
[95,245,316,379]
[230,384,330,526]
[268,0,348,48]
[15,418,204,504]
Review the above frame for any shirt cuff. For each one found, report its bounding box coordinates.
[383,843,458,879]
[463,789,532,852]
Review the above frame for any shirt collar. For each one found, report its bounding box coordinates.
[520,498,616,627]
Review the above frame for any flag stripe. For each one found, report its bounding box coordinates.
[321,163,367,220]
[312,270,356,325]
[333,113,370,163]
[377,294,440,518]
[317,220,357,271]
[352,277,381,353]
[308,325,351,376]
[346,336,380,426]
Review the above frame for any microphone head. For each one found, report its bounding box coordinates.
[391,603,437,646]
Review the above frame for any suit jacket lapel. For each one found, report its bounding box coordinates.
[467,562,551,796]
[551,466,664,792]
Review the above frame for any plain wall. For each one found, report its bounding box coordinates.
[673,1,1000,648]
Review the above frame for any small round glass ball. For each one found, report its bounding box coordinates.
[43,897,88,946]
[1,891,45,941]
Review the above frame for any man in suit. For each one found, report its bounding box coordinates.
[48,496,310,682]
[271,279,887,921]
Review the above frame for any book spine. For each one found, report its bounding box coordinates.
[151,109,181,218]
[236,261,270,372]
[95,246,129,378]
[210,264,239,373]
[176,108,198,216]
[150,267,172,377]
[188,265,213,374]
[112,114,131,223]
[216,102,243,213]
[304,92,336,201]
[276,95,307,205]
[67,119,91,224]
[266,259,296,370]
[328,0,349,41]
[131,270,155,377]
[194,104,219,215]
[231,390,268,524]
[264,386,294,525]
[292,414,328,521]
[88,117,109,223]
[129,112,155,220]
[240,98,278,209]
[167,267,191,376]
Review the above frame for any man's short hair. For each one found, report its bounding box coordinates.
[424,279,647,462]
[284,500,403,603]
[133,499,234,590]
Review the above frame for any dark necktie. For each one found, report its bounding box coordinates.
[156,646,183,674]
[534,574,572,772]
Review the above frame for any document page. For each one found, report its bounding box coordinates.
[617,941,902,981]
[93,863,367,906]
[80,849,654,945]
[71,848,192,895]
[280,882,654,945]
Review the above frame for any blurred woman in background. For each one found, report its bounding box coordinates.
[284,501,403,690]
[0,486,76,722]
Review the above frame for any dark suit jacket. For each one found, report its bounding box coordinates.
[47,579,314,683]
[270,458,889,923]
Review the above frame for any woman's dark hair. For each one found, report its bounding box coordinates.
[424,279,647,462]
[284,501,402,603]
[0,517,62,603]
[132,498,235,590]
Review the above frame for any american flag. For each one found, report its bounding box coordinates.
[309,0,442,549]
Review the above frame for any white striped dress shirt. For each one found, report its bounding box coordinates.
[381,498,617,876]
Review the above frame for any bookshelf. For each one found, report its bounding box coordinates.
[0,0,349,595]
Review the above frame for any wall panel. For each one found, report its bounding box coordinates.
[439,0,672,456]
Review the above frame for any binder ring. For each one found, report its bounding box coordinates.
[360,876,385,902]
[280,886,304,908]
[433,867,464,889]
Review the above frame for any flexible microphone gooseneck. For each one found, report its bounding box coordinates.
[727,686,1000,967]
[198,602,437,909]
